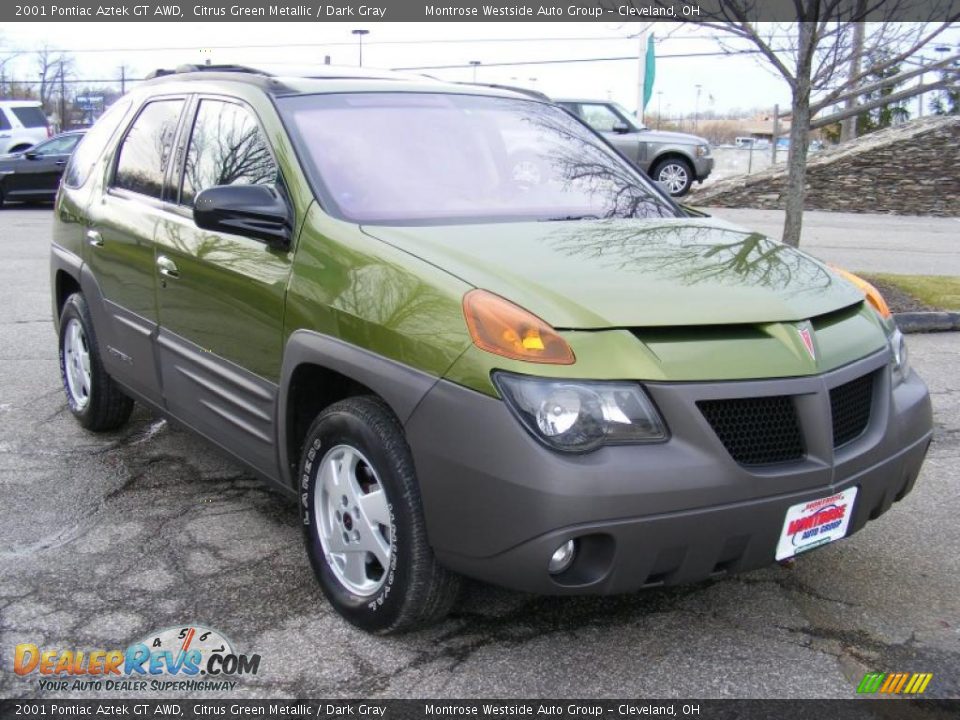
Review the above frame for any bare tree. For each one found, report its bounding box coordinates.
[0,33,20,97]
[35,46,75,122]
[660,1,958,247]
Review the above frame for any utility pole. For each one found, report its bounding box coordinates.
[352,29,369,68]
[656,91,663,130]
[694,84,702,133]
[59,59,66,132]
[636,30,647,118]
[771,104,780,165]
[840,4,866,142]
[120,65,126,95]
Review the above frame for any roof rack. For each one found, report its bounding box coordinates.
[144,64,272,80]
[455,82,551,102]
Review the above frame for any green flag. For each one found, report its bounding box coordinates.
[643,35,656,110]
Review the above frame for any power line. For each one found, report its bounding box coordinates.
[0,36,639,55]
[0,33,811,56]
[392,49,764,71]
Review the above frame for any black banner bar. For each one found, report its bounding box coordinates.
[1,699,960,720]
[2,0,958,22]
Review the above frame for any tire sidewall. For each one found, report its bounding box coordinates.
[58,294,98,424]
[300,408,411,632]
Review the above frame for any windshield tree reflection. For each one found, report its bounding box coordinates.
[280,93,677,225]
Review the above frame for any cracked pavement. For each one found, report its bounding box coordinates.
[1,208,958,699]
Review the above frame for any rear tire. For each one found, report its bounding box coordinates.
[58,292,134,432]
[300,396,460,633]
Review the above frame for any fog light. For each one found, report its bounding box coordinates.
[548,540,576,575]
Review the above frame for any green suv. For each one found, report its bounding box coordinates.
[51,65,933,634]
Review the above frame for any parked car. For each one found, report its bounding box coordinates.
[0,130,85,206]
[51,65,932,634]
[556,98,713,196]
[0,100,52,154]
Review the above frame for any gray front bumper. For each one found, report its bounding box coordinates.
[695,156,714,181]
[404,351,933,594]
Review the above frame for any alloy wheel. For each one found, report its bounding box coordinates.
[314,444,393,596]
[63,318,92,411]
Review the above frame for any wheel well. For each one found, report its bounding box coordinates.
[9,144,33,153]
[285,364,377,476]
[55,271,81,319]
[650,152,693,173]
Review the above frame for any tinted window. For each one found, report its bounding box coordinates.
[580,104,624,132]
[64,99,131,188]
[281,93,676,225]
[0,111,10,131]
[32,134,82,155]
[180,100,276,206]
[114,100,184,199]
[11,106,47,128]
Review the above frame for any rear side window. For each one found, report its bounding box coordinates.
[113,99,185,200]
[179,99,276,206]
[0,111,10,131]
[64,99,131,189]
[11,106,48,128]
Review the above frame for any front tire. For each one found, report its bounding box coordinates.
[651,157,694,197]
[300,396,460,633]
[58,292,134,431]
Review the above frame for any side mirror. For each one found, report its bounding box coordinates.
[24,151,39,160]
[612,123,632,134]
[193,185,292,248]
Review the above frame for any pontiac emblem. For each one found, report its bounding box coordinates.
[798,325,816,360]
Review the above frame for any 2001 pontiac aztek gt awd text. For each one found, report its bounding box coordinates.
[51,65,933,633]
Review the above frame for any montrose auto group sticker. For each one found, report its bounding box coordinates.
[13,624,261,692]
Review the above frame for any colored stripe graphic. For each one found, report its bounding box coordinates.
[858,672,932,694]
[857,673,885,693]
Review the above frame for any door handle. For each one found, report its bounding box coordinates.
[156,255,180,279]
[86,229,103,248]
[55,160,67,166]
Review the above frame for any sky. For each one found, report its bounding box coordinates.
[2,22,958,120]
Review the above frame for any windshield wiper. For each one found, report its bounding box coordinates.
[540,214,600,222]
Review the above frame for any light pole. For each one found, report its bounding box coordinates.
[656,91,663,129]
[694,84,702,133]
[469,60,481,83]
[352,29,369,67]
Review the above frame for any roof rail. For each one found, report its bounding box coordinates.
[144,64,272,80]
[455,82,551,102]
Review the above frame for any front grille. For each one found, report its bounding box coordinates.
[830,372,875,447]
[698,396,804,466]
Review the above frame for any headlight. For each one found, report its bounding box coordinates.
[493,373,667,453]
[888,327,910,385]
[695,144,710,157]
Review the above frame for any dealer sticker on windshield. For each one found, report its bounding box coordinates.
[776,487,858,561]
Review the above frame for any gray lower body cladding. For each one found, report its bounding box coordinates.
[405,352,932,594]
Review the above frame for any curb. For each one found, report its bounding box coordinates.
[894,311,960,334]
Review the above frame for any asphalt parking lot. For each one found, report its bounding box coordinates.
[1,207,958,700]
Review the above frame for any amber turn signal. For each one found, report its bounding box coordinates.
[831,267,892,319]
[463,290,575,365]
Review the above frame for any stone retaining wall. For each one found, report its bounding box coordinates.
[690,115,960,216]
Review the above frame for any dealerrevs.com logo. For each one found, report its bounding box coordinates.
[13,625,261,693]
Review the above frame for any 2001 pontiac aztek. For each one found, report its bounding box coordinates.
[51,65,933,633]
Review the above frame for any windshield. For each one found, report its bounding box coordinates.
[611,103,645,131]
[280,93,677,225]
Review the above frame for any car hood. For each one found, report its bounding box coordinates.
[361,217,863,329]
[637,129,708,146]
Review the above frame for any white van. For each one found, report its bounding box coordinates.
[0,101,51,154]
